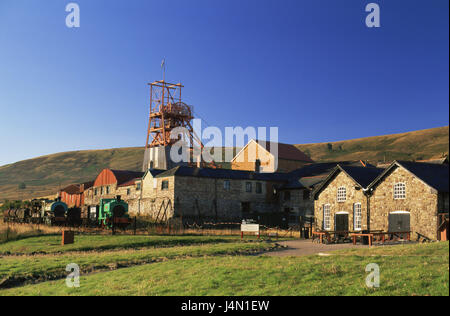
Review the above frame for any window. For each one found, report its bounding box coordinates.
[126,188,131,196]
[323,204,331,231]
[337,187,346,202]
[223,180,231,191]
[94,188,98,196]
[245,182,252,193]
[106,186,110,194]
[303,189,310,200]
[100,187,104,195]
[353,203,362,231]
[136,183,141,191]
[394,183,406,199]
[256,182,262,194]
[284,191,291,201]
[161,180,169,191]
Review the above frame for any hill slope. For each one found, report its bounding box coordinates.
[0,147,144,201]
[295,126,448,163]
[0,126,448,200]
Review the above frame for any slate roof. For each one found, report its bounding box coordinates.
[339,166,385,188]
[287,161,376,179]
[155,166,289,182]
[368,161,449,193]
[109,170,144,186]
[312,165,385,198]
[118,178,141,188]
[255,140,315,163]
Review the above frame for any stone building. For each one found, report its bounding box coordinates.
[313,161,449,240]
[367,161,449,240]
[231,139,314,173]
[312,165,384,232]
[279,161,377,227]
[130,166,289,224]
[84,169,144,207]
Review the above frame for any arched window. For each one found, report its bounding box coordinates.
[337,187,346,202]
[393,183,406,199]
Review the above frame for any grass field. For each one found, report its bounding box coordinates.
[0,221,61,244]
[0,234,243,254]
[0,234,447,296]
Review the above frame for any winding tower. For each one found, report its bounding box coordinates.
[142,80,203,171]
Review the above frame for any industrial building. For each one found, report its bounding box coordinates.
[58,79,448,240]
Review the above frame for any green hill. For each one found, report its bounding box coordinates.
[0,147,145,201]
[295,126,449,163]
[0,126,448,201]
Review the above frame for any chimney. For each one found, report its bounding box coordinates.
[255,159,261,173]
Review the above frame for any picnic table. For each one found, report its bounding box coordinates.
[351,231,411,246]
[312,231,351,244]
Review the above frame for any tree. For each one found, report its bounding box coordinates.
[18,182,26,190]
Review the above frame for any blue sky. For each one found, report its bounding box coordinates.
[0,0,448,166]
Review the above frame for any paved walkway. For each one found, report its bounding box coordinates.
[262,239,369,257]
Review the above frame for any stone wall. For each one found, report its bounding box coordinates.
[84,184,120,206]
[370,166,439,240]
[127,175,175,218]
[174,177,279,222]
[280,189,314,221]
[314,171,368,232]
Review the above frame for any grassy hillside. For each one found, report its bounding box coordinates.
[0,126,448,201]
[0,147,144,201]
[296,126,449,163]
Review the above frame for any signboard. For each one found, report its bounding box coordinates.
[241,224,260,233]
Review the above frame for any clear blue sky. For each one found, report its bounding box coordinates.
[0,0,448,166]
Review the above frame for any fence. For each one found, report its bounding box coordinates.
[1,215,312,241]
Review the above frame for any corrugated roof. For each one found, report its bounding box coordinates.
[155,166,289,181]
[256,140,314,162]
[61,184,82,195]
[61,181,94,194]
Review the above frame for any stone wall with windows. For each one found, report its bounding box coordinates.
[280,189,314,226]
[370,166,439,240]
[84,184,119,206]
[314,171,368,232]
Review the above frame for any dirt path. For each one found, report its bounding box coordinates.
[262,239,368,257]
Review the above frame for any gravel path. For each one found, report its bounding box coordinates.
[262,239,369,257]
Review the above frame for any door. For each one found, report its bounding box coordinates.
[335,213,349,232]
[388,212,410,232]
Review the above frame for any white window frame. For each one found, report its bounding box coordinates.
[323,204,331,231]
[337,186,346,202]
[353,203,362,231]
[393,182,406,200]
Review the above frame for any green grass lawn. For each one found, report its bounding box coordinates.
[1,242,448,296]
[0,241,275,289]
[0,234,246,255]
